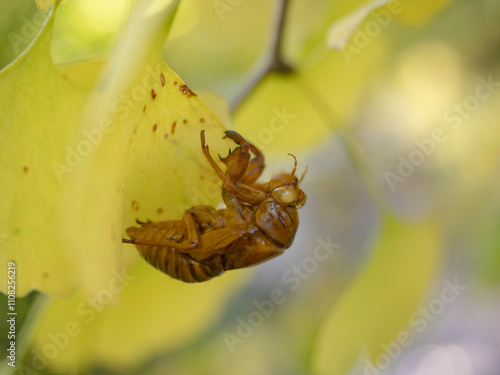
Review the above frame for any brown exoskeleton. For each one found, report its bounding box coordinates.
[122,130,306,282]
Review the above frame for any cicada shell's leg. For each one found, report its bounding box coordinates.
[135,218,152,225]
[200,130,236,191]
[242,143,265,184]
[183,211,200,247]
[222,190,244,213]
[221,130,252,183]
[223,130,265,184]
[221,131,265,185]
[123,209,208,251]
[186,205,224,230]
[223,130,248,149]
[201,130,266,206]
[122,237,196,250]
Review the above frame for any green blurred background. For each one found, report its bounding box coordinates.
[1,0,500,374]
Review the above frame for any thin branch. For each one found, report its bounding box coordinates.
[230,0,293,112]
[268,0,293,73]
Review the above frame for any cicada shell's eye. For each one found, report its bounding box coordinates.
[272,186,298,206]
[296,191,306,209]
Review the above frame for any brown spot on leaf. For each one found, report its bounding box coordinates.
[183,119,187,124]
[173,81,177,85]
[157,207,163,214]
[153,124,157,132]
[160,73,165,86]
[164,133,168,139]
[133,125,138,134]
[151,89,156,99]
[23,166,28,173]
[43,272,49,278]
[200,175,205,180]
[200,118,205,123]
[179,84,196,98]
[131,200,140,211]
[171,121,177,134]
[143,105,146,113]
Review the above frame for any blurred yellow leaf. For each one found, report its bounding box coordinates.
[197,90,232,129]
[57,57,105,90]
[233,74,330,156]
[0,6,88,297]
[326,0,453,53]
[28,262,249,372]
[290,0,391,68]
[393,0,453,26]
[35,0,54,12]
[303,35,388,125]
[326,0,393,50]
[312,215,442,375]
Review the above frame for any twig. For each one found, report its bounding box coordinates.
[268,0,293,73]
[230,0,293,112]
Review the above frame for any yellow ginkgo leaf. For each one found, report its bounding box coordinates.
[392,0,453,26]
[57,57,106,90]
[326,0,394,50]
[0,5,88,297]
[326,0,452,53]
[35,0,54,12]
[233,74,331,156]
[27,262,249,373]
[312,215,442,375]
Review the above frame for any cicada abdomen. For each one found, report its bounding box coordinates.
[126,221,224,283]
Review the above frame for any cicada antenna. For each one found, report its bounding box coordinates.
[287,153,297,176]
[299,166,308,183]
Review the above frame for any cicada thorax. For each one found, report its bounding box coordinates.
[126,221,225,283]
[254,197,299,248]
[214,196,298,271]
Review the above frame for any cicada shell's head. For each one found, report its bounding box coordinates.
[268,154,307,209]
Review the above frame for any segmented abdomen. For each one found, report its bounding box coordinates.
[127,222,224,282]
